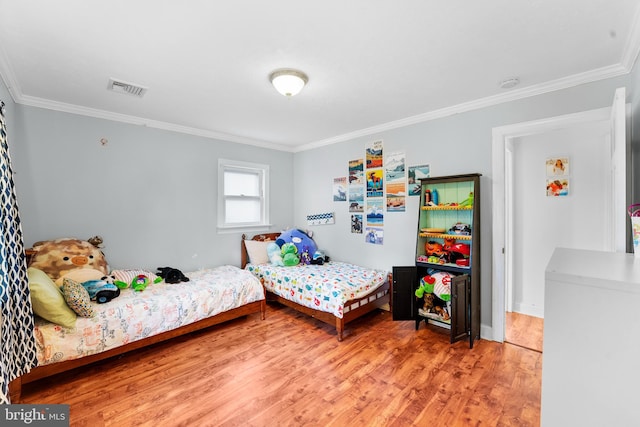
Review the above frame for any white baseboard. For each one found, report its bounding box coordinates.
[514,302,544,318]
[480,323,494,341]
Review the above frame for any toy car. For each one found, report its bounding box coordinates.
[448,222,472,235]
[82,278,121,303]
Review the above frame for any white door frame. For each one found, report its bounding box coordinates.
[491,106,617,342]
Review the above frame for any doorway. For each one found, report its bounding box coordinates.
[491,88,628,344]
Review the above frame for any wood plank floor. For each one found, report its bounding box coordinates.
[505,312,544,353]
[19,304,542,426]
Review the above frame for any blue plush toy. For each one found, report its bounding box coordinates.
[276,229,318,258]
[267,242,284,266]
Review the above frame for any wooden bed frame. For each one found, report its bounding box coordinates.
[241,233,390,341]
[9,293,266,402]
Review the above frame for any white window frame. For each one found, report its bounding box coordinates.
[217,158,270,232]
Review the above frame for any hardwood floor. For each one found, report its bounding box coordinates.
[505,312,544,353]
[19,305,542,426]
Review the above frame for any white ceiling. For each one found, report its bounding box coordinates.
[1,1,639,152]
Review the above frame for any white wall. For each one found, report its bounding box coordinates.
[511,121,611,317]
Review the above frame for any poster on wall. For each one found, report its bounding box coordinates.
[386,182,405,211]
[408,164,430,196]
[546,178,569,196]
[351,214,363,233]
[366,140,383,169]
[348,158,365,212]
[349,159,365,185]
[546,157,569,176]
[349,186,364,212]
[333,177,347,201]
[365,227,384,245]
[545,157,569,196]
[366,168,384,197]
[366,199,384,227]
[385,152,406,212]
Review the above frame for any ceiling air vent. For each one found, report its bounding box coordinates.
[107,78,148,97]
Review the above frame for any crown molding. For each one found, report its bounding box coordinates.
[621,4,640,71]
[0,43,22,103]
[16,94,294,152]
[296,62,632,152]
[3,13,640,155]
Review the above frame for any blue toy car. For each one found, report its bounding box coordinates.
[82,278,121,303]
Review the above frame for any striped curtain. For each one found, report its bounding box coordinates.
[0,100,37,403]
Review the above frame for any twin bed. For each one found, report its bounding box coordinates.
[10,233,390,402]
[240,233,390,342]
[10,265,266,402]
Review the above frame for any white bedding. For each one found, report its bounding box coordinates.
[245,261,388,318]
[33,265,264,366]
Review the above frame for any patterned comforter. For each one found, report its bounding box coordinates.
[34,265,264,366]
[245,261,388,318]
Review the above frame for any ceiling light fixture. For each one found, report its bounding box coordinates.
[269,69,308,97]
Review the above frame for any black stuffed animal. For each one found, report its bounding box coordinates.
[156,267,190,284]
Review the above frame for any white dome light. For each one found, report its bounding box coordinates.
[269,69,308,97]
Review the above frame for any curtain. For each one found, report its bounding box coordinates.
[0,100,37,403]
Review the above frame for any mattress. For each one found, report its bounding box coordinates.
[245,261,388,318]
[34,265,264,366]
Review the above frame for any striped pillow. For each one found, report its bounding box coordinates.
[111,269,160,286]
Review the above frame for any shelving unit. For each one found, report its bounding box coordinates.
[392,173,481,348]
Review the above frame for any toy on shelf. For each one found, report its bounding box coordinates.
[415,271,452,322]
[448,222,471,235]
[459,192,474,207]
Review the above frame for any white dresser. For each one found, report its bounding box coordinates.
[542,248,640,426]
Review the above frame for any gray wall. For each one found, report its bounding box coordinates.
[2,59,639,333]
[294,70,639,331]
[7,105,294,271]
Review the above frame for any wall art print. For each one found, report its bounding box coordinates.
[351,214,363,234]
[546,157,569,176]
[366,140,383,169]
[408,164,430,196]
[546,157,569,197]
[385,152,406,212]
[349,186,364,212]
[333,177,347,201]
[365,227,384,245]
[366,199,384,227]
[366,168,384,198]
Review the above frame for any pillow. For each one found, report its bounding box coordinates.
[244,240,271,264]
[111,269,160,285]
[61,278,95,318]
[55,268,105,287]
[27,267,77,328]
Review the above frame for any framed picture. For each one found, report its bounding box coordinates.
[546,157,569,176]
[546,178,569,197]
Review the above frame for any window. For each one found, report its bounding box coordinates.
[218,159,269,231]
